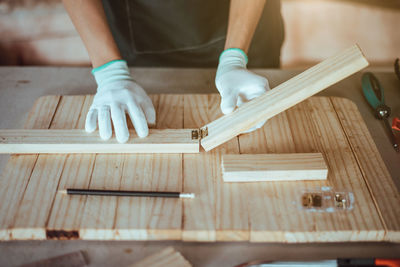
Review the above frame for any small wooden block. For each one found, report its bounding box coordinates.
[222,153,328,182]
[0,129,199,154]
[130,247,192,267]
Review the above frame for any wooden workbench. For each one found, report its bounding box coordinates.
[0,93,399,242]
[0,67,399,266]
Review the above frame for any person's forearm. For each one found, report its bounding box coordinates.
[62,0,121,68]
[224,0,266,53]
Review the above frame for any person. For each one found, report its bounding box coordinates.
[62,0,284,143]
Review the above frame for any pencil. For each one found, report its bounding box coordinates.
[59,189,195,199]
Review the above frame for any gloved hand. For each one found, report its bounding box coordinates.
[85,60,155,143]
[215,48,270,132]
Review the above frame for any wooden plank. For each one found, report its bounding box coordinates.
[46,95,95,238]
[182,95,216,241]
[113,94,183,240]
[240,111,318,242]
[79,95,167,240]
[130,247,192,267]
[208,95,247,241]
[0,96,60,240]
[23,95,61,130]
[77,96,162,240]
[10,96,85,239]
[78,153,125,239]
[331,97,400,242]
[0,129,199,154]
[222,153,328,182]
[305,97,385,241]
[241,98,384,243]
[201,45,369,151]
[182,94,246,241]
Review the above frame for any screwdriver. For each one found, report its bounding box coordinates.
[362,72,399,152]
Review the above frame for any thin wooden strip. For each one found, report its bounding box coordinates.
[206,95,247,241]
[222,153,328,182]
[113,94,183,240]
[182,94,216,241]
[130,247,192,267]
[0,128,199,154]
[331,97,400,242]
[10,96,85,240]
[201,45,369,151]
[0,96,61,240]
[46,95,96,238]
[306,97,385,241]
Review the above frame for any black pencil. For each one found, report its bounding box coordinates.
[59,189,195,199]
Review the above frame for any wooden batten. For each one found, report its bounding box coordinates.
[200,45,369,151]
[222,153,328,182]
[0,129,199,154]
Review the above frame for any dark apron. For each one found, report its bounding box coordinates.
[102,0,284,68]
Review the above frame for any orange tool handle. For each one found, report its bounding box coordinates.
[376,259,400,267]
[392,117,400,132]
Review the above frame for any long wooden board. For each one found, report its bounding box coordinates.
[200,45,368,151]
[0,94,398,243]
[222,153,328,182]
[0,129,199,154]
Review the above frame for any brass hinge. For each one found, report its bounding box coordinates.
[191,127,208,140]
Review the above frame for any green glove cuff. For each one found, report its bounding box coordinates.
[219,48,248,64]
[92,59,126,74]
[91,59,133,88]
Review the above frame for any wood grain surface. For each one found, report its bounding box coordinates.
[222,153,328,182]
[0,129,199,154]
[331,97,400,242]
[201,45,369,151]
[0,94,398,242]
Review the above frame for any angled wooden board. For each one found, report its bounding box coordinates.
[201,45,369,151]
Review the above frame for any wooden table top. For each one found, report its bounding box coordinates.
[0,94,398,242]
[0,67,399,266]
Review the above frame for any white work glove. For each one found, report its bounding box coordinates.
[215,48,270,132]
[85,60,155,143]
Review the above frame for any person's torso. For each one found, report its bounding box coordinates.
[102,0,283,68]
